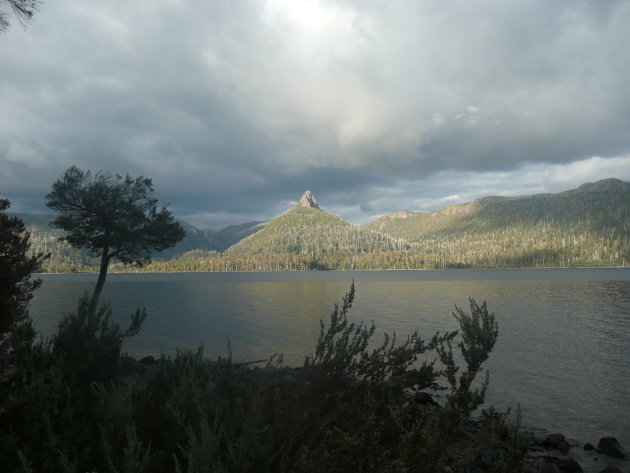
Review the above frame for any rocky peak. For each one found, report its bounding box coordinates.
[298,191,320,209]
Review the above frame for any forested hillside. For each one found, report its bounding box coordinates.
[17,179,630,271]
[366,178,630,268]
[228,206,409,257]
[146,205,408,271]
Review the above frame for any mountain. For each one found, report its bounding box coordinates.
[14,179,630,271]
[365,178,630,268]
[227,192,408,260]
[214,221,267,249]
[17,214,217,270]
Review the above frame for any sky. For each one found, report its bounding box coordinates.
[1,0,630,229]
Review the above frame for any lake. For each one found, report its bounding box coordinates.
[29,268,630,447]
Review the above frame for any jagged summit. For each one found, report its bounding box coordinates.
[298,190,320,209]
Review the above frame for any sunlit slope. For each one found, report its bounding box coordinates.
[227,206,409,257]
[366,178,630,267]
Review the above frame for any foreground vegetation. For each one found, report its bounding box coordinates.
[1,284,531,473]
[2,196,531,472]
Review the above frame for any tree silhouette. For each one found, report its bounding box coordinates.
[0,199,46,341]
[45,166,185,312]
[0,0,41,33]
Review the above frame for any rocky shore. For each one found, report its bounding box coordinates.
[522,429,627,473]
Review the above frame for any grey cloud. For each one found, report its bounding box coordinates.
[1,0,630,227]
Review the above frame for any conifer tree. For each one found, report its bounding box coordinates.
[46,166,185,312]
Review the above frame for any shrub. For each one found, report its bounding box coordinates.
[1,284,519,473]
[53,294,147,387]
[436,298,499,416]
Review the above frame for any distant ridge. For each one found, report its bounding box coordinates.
[365,178,630,268]
[372,178,630,227]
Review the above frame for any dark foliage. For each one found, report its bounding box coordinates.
[0,295,146,472]
[53,294,147,387]
[304,282,454,389]
[0,0,41,33]
[437,298,499,416]
[0,284,526,473]
[0,199,46,339]
[45,166,185,311]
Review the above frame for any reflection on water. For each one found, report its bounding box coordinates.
[30,269,630,446]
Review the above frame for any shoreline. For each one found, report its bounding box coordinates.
[35,266,630,275]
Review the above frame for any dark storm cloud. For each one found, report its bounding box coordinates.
[2,0,630,226]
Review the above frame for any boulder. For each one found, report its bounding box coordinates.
[544,433,567,449]
[557,440,571,453]
[533,435,546,447]
[597,437,626,459]
[555,458,583,473]
[139,355,156,365]
[598,466,623,473]
[584,443,595,451]
[540,464,561,473]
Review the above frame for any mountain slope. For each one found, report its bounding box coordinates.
[214,221,267,250]
[365,178,630,267]
[227,199,409,258]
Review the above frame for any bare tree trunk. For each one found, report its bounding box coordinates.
[89,246,110,314]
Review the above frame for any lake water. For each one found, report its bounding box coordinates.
[29,269,630,447]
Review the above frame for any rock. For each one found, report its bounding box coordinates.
[555,458,583,472]
[541,464,561,473]
[298,191,320,209]
[544,433,567,449]
[597,437,627,459]
[584,443,595,451]
[139,355,156,365]
[598,466,623,473]
[533,435,546,447]
[558,440,571,453]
